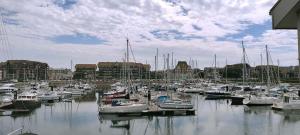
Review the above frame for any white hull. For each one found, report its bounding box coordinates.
[243,96,277,106]
[99,104,148,114]
[273,101,300,110]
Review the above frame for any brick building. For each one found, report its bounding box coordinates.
[97,62,150,79]
[0,60,48,81]
[73,64,97,80]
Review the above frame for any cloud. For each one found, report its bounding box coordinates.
[0,0,297,69]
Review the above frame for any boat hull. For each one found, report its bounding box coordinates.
[205,94,231,100]
[243,97,276,106]
[272,102,300,110]
[99,104,148,114]
[13,100,41,110]
[231,96,244,105]
[159,102,193,109]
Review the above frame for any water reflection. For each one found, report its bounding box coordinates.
[1,93,300,135]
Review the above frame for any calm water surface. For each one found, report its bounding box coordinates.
[1,93,300,135]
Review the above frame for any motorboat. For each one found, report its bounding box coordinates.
[178,86,204,94]
[155,95,193,109]
[13,91,41,109]
[158,99,193,109]
[38,91,60,102]
[0,93,14,103]
[0,83,18,93]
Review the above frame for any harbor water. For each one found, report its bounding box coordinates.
[1,92,300,135]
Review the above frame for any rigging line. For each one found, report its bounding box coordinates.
[267,49,279,84]
[0,15,7,61]
[128,41,136,62]
[3,17,13,60]
[0,14,8,60]
[1,15,11,60]
[0,13,12,60]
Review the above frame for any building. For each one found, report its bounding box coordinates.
[0,60,49,81]
[73,64,97,80]
[97,62,150,79]
[270,0,300,73]
[48,68,73,80]
[174,61,192,79]
[0,70,2,80]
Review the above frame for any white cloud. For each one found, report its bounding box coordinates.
[0,0,298,69]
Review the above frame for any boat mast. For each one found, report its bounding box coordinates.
[126,38,130,92]
[266,45,270,92]
[167,53,170,91]
[260,53,263,84]
[242,41,246,86]
[225,58,228,84]
[214,54,217,84]
[154,55,157,80]
[277,59,280,84]
[156,48,158,80]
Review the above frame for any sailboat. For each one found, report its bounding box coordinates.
[205,54,232,100]
[231,42,248,105]
[99,38,148,114]
[243,45,278,106]
[272,92,300,110]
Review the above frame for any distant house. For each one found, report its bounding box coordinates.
[73,64,97,80]
[174,61,192,79]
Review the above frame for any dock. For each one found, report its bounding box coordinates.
[141,104,195,116]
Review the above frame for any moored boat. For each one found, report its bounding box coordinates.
[243,94,277,106]
[13,91,41,110]
[272,92,300,110]
[99,100,148,114]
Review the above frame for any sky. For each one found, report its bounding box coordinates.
[0,0,298,70]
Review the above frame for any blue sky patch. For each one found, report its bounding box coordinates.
[2,18,19,25]
[51,33,106,45]
[218,20,272,42]
[53,0,78,10]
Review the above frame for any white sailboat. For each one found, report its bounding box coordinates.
[243,45,278,106]
[99,38,148,114]
[272,92,300,110]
